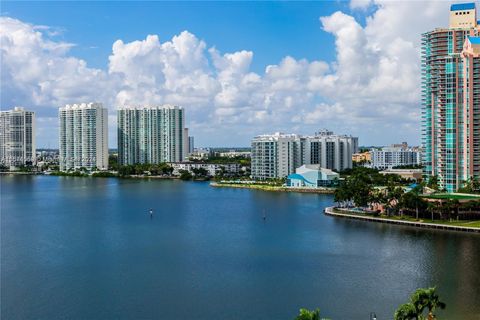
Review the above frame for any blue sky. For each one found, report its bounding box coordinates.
[2,2,349,72]
[0,1,455,147]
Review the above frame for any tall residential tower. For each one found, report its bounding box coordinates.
[0,107,35,168]
[59,103,109,171]
[117,105,185,165]
[422,2,480,192]
[251,130,358,180]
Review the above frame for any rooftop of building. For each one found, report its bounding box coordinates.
[450,3,476,11]
[298,164,338,175]
[117,104,182,110]
[252,132,301,140]
[61,102,104,110]
[0,107,34,114]
[379,168,423,173]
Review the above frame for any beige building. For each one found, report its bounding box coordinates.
[379,169,423,181]
[352,152,371,163]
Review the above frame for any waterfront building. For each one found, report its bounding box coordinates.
[117,105,185,165]
[251,130,358,180]
[251,133,302,180]
[0,107,35,168]
[422,3,480,192]
[170,162,240,177]
[59,103,108,171]
[286,165,340,188]
[370,143,421,170]
[304,129,358,172]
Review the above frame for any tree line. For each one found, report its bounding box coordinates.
[334,167,480,221]
[294,287,445,320]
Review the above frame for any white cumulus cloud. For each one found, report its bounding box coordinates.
[0,1,452,147]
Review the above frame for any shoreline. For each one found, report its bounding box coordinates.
[0,172,200,180]
[0,172,41,175]
[210,182,335,194]
[324,206,480,233]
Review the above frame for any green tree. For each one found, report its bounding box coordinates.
[108,154,118,171]
[394,303,420,320]
[399,191,427,220]
[294,308,329,320]
[191,167,209,177]
[394,287,446,320]
[427,175,439,191]
[458,176,480,194]
[179,169,193,180]
[422,287,446,320]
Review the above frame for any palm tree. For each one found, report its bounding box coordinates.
[295,308,327,320]
[394,303,420,320]
[427,175,439,191]
[394,287,446,320]
[422,287,446,320]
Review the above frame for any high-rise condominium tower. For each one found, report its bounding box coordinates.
[0,107,35,168]
[422,3,480,192]
[117,105,185,165]
[251,130,358,180]
[59,103,109,171]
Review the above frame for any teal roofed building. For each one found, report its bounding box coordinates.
[286,165,340,188]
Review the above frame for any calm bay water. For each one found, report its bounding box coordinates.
[1,175,479,320]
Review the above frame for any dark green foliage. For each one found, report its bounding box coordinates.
[294,308,329,320]
[192,155,251,167]
[178,169,193,180]
[191,167,208,177]
[394,303,418,320]
[91,171,116,178]
[394,287,446,320]
[117,163,174,177]
[457,176,480,194]
[108,154,118,171]
[427,175,439,191]
[50,171,88,177]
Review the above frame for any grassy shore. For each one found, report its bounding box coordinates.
[332,208,480,229]
[210,182,335,194]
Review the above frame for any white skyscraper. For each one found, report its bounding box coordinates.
[304,129,358,172]
[59,103,109,171]
[0,107,35,169]
[117,105,185,165]
[251,129,358,180]
[251,133,302,180]
[370,144,421,170]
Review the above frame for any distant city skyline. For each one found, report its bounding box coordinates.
[0,1,466,147]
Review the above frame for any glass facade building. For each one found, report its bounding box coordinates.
[421,3,480,192]
[59,103,109,171]
[117,105,185,165]
[0,107,35,168]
